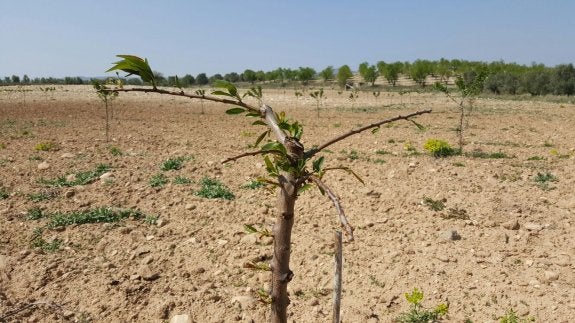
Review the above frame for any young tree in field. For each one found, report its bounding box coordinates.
[358,62,378,86]
[99,55,431,323]
[336,65,353,89]
[297,67,316,86]
[242,69,257,84]
[435,68,487,152]
[409,59,434,87]
[319,66,334,83]
[180,74,195,87]
[224,72,240,83]
[196,73,209,86]
[377,61,402,86]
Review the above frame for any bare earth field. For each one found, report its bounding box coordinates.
[0,85,574,322]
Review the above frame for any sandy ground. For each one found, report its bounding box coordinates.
[0,85,574,322]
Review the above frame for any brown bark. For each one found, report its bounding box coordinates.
[270,172,298,323]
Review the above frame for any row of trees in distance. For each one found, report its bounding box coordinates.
[1,59,574,96]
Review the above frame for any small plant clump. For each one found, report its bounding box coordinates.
[395,288,449,323]
[149,173,168,188]
[47,207,145,228]
[0,188,9,200]
[108,145,123,156]
[242,179,266,190]
[423,196,446,211]
[173,176,192,185]
[196,177,235,200]
[423,139,458,157]
[34,141,59,152]
[161,156,188,171]
[468,150,509,159]
[499,309,535,323]
[534,172,557,190]
[40,164,110,187]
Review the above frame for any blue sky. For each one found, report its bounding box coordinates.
[0,0,573,78]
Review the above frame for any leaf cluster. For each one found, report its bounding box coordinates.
[396,288,448,323]
[107,55,156,88]
[39,164,110,187]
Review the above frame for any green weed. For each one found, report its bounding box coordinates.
[0,188,9,200]
[468,151,509,159]
[28,191,57,202]
[242,179,266,190]
[149,173,168,188]
[0,143,6,150]
[499,309,535,323]
[28,155,43,161]
[395,288,449,323]
[375,149,391,155]
[31,237,62,253]
[423,139,458,157]
[34,141,59,151]
[423,196,446,211]
[534,172,557,190]
[161,156,188,171]
[48,207,144,228]
[173,176,192,185]
[196,177,235,200]
[108,145,123,156]
[452,162,465,167]
[27,207,45,220]
[40,164,110,187]
[144,215,159,225]
[527,156,544,161]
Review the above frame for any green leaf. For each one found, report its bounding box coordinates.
[371,127,380,134]
[252,120,266,126]
[298,183,313,194]
[342,167,365,185]
[410,119,425,131]
[246,112,260,118]
[263,156,277,175]
[213,80,239,98]
[211,90,234,97]
[261,142,286,155]
[225,107,246,115]
[244,224,258,234]
[254,131,269,147]
[107,55,155,87]
[312,156,325,173]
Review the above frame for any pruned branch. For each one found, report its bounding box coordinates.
[0,301,67,320]
[100,86,260,113]
[260,104,287,143]
[305,109,432,158]
[309,175,354,241]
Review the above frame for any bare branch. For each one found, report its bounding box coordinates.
[221,149,284,164]
[306,109,432,158]
[100,86,260,113]
[309,175,354,241]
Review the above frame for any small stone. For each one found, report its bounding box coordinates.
[524,222,543,231]
[261,236,273,246]
[240,234,258,245]
[141,269,160,281]
[435,254,451,262]
[170,314,191,323]
[130,274,141,281]
[0,255,8,271]
[309,298,320,306]
[141,255,154,265]
[502,219,520,230]
[543,271,559,282]
[64,190,75,198]
[37,162,50,170]
[60,153,75,158]
[62,311,75,319]
[99,172,113,180]
[231,295,256,309]
[440,229,461,241]
[217,239,228,246]
[525,259,534,267]
[185,204,196,211]
[156,218,168,227]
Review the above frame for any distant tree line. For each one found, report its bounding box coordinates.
[2,59,574,96]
